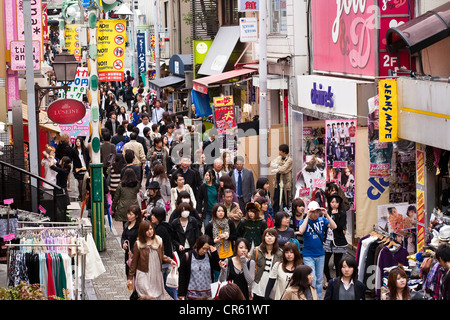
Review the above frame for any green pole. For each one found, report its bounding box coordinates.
[87,2,105,251]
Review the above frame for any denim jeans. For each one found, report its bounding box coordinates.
[303,255,325,299]
[162,266,178,300]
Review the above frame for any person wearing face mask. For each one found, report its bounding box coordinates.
[298,201,337,299]
[169,191,202,224]
[218,238,255,300]
[171,202,202,256]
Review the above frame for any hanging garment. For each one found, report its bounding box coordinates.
[375,245,408,299]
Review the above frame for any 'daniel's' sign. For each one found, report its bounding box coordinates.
[378,79,398,142]
[47,99,86,124]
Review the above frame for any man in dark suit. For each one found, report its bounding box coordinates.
[229,155,255,212]
[172,156,201,202]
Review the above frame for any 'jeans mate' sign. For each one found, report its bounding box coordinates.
[378,78,398,142]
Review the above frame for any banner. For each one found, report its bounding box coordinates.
[136,32,146,74]
[16,0,43,60]
[378,79,398,142]
[97,19,126,82]
[64,24,81,62]
[355,127,390,238]
[214,105,236,134]
[325,119,357,210]
[10,40,41,71]
[58,67,89,100]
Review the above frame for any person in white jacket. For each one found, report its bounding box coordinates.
[170,173,196,213]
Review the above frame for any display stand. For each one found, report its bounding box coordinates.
[4,222,87,300]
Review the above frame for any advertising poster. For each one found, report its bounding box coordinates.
[369,141,393,178]
[214,96,236,134]
[377,203,417,254]
[325,119,357,209]
[17,0,43,59]
[97,19,126,82]
[64,24,81,61]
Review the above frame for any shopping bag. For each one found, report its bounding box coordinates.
[166,266,179,289]
[210,280,231,300]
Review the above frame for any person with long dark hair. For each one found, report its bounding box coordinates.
[250,228,283,300]
[121,205,142,277]
[197,169,218,228]
[218,238,255,300]
[72,137,90,201]
[324,255,366,300]
[143,181,166,219]
[323,193,348,288]
[264,241,303,300]
[50,156,72,221]
[218,174,238,204]
[281,265,319,300]
[171,202,202,255]
[112,168,140,227]
[178,235,221,300]
[169,190,202,223]
[108,153,126,199]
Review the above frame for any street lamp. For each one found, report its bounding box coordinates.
[52,48,79,83]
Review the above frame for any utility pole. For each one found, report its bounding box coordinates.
[23,0,39,212]
[259,0,269,178]
[130,0,139,82]
[87,2,105,251]
[154,0,160,80]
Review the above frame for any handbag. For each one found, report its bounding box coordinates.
[166,266,179,289]
[124,240,133,267]
[410,289,433,300]
[211,280,231,300]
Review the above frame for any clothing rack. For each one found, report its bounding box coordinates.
[4,222,87,300]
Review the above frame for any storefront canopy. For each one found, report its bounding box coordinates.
[192,68,256,94]
[197,25,241,76]
[386,2,450,55]
[148,75,185,91]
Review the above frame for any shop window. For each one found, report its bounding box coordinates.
[222,0,244,26]
[269,0,287,34]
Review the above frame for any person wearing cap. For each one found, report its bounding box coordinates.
[298,200,337,299]
[237,202,267,249]
[143,181,166,219]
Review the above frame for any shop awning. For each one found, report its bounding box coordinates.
[148,75,185,91]
[386,2,450,54]
[193,68,257,94]
[197,25,241,76]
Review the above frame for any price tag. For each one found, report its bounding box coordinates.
[39,205,47,214]
[3,233,15,241]
[3,198,13,205]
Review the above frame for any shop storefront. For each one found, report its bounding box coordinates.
[293,74,376,246]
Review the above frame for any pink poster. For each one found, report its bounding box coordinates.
[312,0,414,78]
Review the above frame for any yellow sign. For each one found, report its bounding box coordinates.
[65,24,81,62]
[97,19,126,82]
[378,79,398,142]
[416,149,425,185]
[213,96,234,108]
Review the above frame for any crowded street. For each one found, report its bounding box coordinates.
[0,0,449,310]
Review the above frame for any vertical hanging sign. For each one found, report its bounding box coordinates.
[378,79,398,142]
[97,19,126,82]
[17,0,43,60]
[136,32,146,74]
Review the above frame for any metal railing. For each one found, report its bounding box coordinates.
[0,160,67,221]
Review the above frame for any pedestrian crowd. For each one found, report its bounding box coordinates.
[42,74,450,301]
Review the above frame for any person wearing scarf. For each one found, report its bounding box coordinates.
[205,203,237,260]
